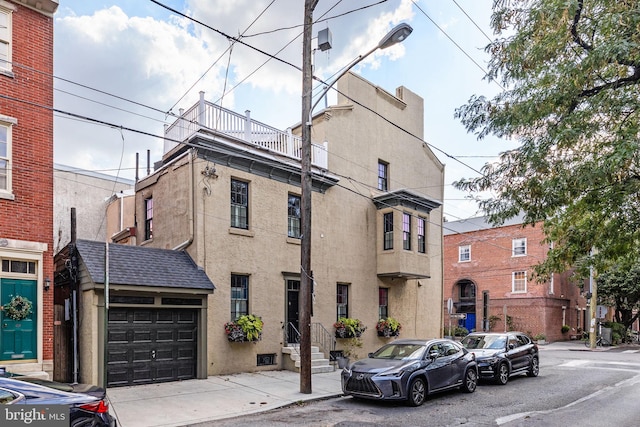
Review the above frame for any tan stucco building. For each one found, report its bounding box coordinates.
[62,73,445,386]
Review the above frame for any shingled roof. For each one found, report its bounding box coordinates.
[75,239,215,291]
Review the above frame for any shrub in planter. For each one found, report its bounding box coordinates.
[376,317,401,337]
[224,314,263,342]
[334,317,366,338]
[561,325,570,333]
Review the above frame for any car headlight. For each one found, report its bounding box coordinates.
[377,369,405,378]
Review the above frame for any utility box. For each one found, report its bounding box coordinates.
[601,327,612,344]
[318,28,332,51]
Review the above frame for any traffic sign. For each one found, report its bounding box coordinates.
[449,313,467,319]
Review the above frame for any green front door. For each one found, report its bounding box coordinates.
[1,278,37,361]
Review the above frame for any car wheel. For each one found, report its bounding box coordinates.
[462,368,478,393]
[527,356,539,377]
[407,377,427,407]
[496,363,509,385]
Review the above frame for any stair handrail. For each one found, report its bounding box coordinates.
[311,322,336,359]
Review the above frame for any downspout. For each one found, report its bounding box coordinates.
[173,149,195,251]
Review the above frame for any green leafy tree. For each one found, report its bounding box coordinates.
[596,262,640,329]
[455,0,640,279]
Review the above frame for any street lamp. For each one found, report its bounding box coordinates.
[308,23,414,123]
[299,16,413,394]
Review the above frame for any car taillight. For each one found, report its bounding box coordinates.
[79,399,109,413]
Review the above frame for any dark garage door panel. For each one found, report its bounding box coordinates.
[107,308,197,387]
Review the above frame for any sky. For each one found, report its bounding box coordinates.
[53,0,516,221]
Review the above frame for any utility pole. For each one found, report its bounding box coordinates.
[299,0,317,394]
[589,257,597,349]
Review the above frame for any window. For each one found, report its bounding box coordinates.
[0,5,13,73]
[378,161,388,191]
[337,284,348,320]
[417,217,426,253]
[402,213,411,250]
[459,245,470,262]
[231,274,249,320]
[287,194,301,238]
[0,119,15,196]
[512,271,527,293]
[144,197,153,240]
[231,179,249,229]
[512,238,526,256]
[379,288,388,319]
[1,259,35,274]
[459,281,476,300]
[383,212,393,250]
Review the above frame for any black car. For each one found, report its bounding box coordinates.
[460,332,539,385]
[0,376,116,426]
[341,338,478,406]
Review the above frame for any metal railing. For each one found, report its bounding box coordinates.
[284,322,336,360]
[311,322,336,356]
[164,93,328,168]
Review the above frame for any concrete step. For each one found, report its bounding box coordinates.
[294,357,331,368]
[282,345,320,354]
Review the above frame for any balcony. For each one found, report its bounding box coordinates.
[163,92,327,169]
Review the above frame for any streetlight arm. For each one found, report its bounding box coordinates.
[307,22,413,125]
[308,45,377,124]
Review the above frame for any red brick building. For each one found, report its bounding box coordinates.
[443,215,587,342]
[0,0,58,377]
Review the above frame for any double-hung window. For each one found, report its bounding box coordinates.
[231,179,249,229]
[417,217,426,253]
[337,284,348,320]
[512,238,526,256]
[287,194,301,238]
[383,212,393,250]
[512,271,527,293]
[0,120,13,196]
[379,287,389,319]
[402,213,411,250]
[459,245,470,262]
[0,4,13,74]
[144,197,153,240]
[378,161,388,191]
[231,274,249,320]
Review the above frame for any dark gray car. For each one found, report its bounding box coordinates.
[460,332,539,385]
[341,338,478,406]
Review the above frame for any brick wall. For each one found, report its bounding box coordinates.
[0,3,55,361]
[444,220,586,342]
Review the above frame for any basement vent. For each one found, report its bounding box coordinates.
[257,354,276,366]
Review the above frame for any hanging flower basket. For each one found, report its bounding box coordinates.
[376,317,401,337]
[2,295,33,321]
[334,318,366,339]
[224,314,263,343]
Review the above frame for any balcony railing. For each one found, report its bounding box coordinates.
[164,92,327,169]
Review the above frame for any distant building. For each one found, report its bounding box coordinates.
[60,72,446,386]
[0,0,58,379]
[53,163,134,252]
[444,215,587,342]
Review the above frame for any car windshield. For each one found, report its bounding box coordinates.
[461,335,506,350]
[371,343,425,360]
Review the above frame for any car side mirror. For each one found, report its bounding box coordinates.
[429,351,439,360]
[368,352,374,358]
[508,343,515,350]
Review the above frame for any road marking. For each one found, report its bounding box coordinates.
[496,374,640,425]
[558,360,589,367]
[622,350,639,354]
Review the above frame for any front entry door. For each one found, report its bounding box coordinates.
[1,278,37,361]
[286,280,300,344]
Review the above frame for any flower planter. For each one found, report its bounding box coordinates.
[377,329,400,338]
[335,328,363,339]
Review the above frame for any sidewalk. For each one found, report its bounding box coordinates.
[105,340,617,427]
[106,368,343,427]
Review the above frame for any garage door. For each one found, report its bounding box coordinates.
[106,308,198,387]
